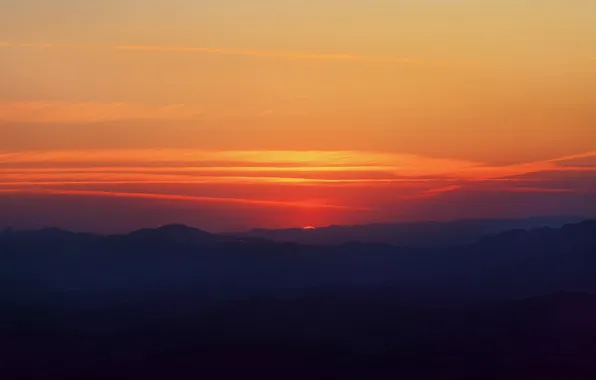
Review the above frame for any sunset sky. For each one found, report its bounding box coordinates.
[1,0,595,232]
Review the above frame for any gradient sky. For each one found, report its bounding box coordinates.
[1,0,595,232]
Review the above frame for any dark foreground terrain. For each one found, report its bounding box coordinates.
[1,220,596,379]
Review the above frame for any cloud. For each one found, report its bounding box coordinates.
[115,45,424,64]
[0,101,205,123]
[543,150,596,164]
[0,173,424,186]
[0,149,476,176]
[0,188,369,211]
[1,149,594,210]
[404,185,462,200]
[491,187,578,194]
[449,152,596,181]
[422,185,462,195]
[1,149,594,181]
[0,42,36,47]
[0,40,426,65]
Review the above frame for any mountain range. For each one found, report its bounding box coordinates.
[2,218,596,378]
[234,216,587,246]
[2,215,586,248]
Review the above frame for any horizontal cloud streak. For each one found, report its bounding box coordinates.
[2,149,594,178]
[0,188,369,210]
[0,101,205,123]
[1,149,595,209]
[0,40,424,64]
[115,44,424,64]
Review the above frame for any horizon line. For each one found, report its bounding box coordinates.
[2,215,591,235]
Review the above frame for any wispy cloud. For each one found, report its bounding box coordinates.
[0,42,39,48]
[490,187,578,194]
[0,149,477,179]
[543,150,596,164]
[115,44,424,64]
[0,41,429,65]
[4,147,591,181]
[404,185,462,200]
[0,101,205,123]
[1,149,594,178]
[1,149,594,207]
[450,151,596,181]
[0,188,369,210]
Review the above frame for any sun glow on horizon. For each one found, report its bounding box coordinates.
[0,0,595,232]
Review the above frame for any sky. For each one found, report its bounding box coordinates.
[1,0,595,232]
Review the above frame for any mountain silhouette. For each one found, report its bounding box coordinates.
[236,216,586,246]
[1,219,595,299]
[2,219,596,378]
[126,224,216,243]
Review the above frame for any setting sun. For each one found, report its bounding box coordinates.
[1,2,596,377]
[0,0,594,233]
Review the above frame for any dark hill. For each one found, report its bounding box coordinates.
[125,224,216,243]
[236,216,586,246]
[1,220,596,378]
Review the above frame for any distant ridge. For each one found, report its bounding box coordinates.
[235,216,588,247]
[1,216,591,248]
[107,224,239,249]
[2,219,596,378]
[475,219,596,249]
[128,224,215,240]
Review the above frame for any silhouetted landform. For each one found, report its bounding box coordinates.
[234,216,586,246]
[1,220,596,379]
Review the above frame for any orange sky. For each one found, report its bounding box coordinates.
[1,1,595,231]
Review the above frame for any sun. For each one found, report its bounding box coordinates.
[303,226,316,230]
